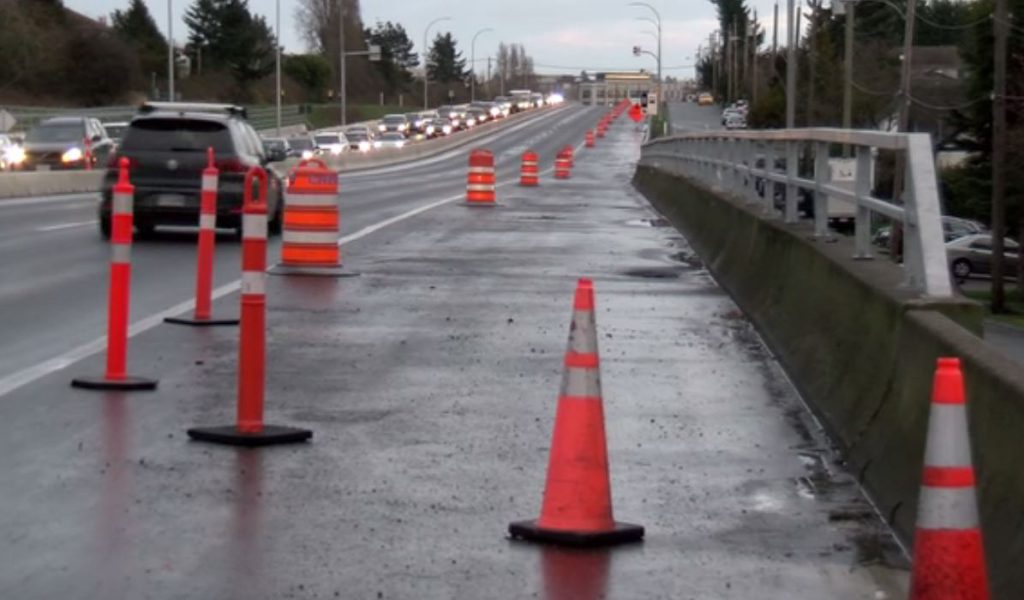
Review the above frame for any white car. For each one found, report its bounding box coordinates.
[725,113,747,130]
[374,132,407,150]
[313,132,349,156]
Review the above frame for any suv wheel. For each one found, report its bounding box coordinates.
[136,221,156,239]
[952,259,972,281]
[268,200,283,236]
[99,215,111,240]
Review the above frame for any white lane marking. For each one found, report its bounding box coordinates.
[0,115,592,400]
[0,193,99,209]
[36,220,98,232]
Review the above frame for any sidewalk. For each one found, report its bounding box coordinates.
[0,119,905,599]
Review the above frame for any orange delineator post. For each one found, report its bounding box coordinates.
[466,149,497,205]
[271,158,351,277]
[187,167,312,447]
[166,148,239,327]
[509,278,644,547]
[908,357,989,599]
[521,150,540,187]
[554,150,572,180]
[71,158,157,391]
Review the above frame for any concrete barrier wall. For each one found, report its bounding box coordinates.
[0,171,105,199]
[633,163,1024,598]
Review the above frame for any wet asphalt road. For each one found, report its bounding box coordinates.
[0,108,908,598]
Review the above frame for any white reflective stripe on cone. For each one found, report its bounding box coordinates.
[113,192,133,214]
[241,271,266,296]
[925,404,974,467]
[283,230,339,245]
[560,366,602,398]
[111,242,131,264]
[916,486,981,530]
[202,173,218,191]
[242,215,267,240]
[567,311,598,354]
[523,161,538,167]
[199,214,216,230]
[468,167,494,174]
[467,184,496,192]
[285,192,339,207]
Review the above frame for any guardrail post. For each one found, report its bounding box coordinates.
[785,142,798,224]
[814,141,831,238]
[762,144,776,215]
[745,140,759,205]
[854,145,874,260]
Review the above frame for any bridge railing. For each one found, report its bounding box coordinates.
[640,128,953,298]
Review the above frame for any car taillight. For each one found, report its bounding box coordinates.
[216,158,248,173]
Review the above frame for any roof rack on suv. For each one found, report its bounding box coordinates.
[138,102,248,119]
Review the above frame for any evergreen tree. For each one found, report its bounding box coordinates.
[111,0,169,79]
[427,32,468,84]
[184,0,276,96]
[364,21,419,87]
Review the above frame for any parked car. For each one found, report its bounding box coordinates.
[99,102,285,239]
[374,132,408,150]
[313,131,349,156]
[344,127,373,152]
[378,114,411,136]
[947,234,1021,281]
[872,216,987,250]
[287,135,317,159]
[262,137,291,162]
[17,116,113,171]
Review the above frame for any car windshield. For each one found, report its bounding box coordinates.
[264,140,286,150]
[382,133,404,141]
[105,125,127,140]
[383,116,406,123]
[26,124,83,143]
[315,135,340,145]
[289,138,313,150]
[346,131,368,140]
[120,119,233,153]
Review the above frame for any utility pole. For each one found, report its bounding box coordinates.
[842,0,855,134]
[785,0,797,128]
[751,12,759,106]
[993,0,1009,309]
[889,0,918,263]
[167,0,174,101]
[807,2,817,126]
[338,0,346,125]
[730,18,738,103]
[487,57,492,98]
[773,2,779,57]
[275,0,281,137]
[742,15,750,100]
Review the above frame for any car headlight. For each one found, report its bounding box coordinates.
[330,145,344,155]
[452,119,460,127]
[378,125,387,132]
[358,141,371,152]
[61,147,84,163]
[397,141,405,148]
[443,125,452,135]
[398,124,408,131]
[374,141,382,149]
[426,125,435,135]
[301,150,314,160]
[5,146,26,165]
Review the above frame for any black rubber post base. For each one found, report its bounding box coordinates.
[508,520,644,547]
[71,376,158,391]
[187,424,313,447]
[464,201,500,208]
[268,264,360,278]
[164,315,240,327]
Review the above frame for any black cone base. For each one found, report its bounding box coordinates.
[508,519,644,547]
[187,424,312,447]
[164,315,240,327]
[71,375,158,391]
[268,264,360,278]
[465,201,500,208]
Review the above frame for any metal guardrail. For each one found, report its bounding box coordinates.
[2,104,308,132]
[640,128,953,298]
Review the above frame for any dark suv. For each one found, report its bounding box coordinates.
[20,116,113,171]
[99,102,284,239]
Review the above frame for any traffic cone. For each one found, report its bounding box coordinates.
[908,357,989,599]
[509,278,644,547]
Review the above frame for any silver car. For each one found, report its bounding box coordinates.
[947,234,1021,281]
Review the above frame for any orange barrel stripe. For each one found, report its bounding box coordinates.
[467,149,497,203]
[521,151,540,186]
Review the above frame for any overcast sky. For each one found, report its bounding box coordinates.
[66,0,794,77]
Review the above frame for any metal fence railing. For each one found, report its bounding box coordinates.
[640,129,953,298]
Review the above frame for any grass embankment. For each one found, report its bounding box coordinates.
[306,104,413,129]
[964,288,1024,328]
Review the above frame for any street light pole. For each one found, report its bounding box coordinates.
[785,0,796,128]
[275,0,281,136]
[423,17,453,109]
[470,28,494,102]
[167,0,174,101]
[339,0,347,125]
[629,3,662,109]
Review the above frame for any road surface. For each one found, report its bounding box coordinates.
[0,104,908,599]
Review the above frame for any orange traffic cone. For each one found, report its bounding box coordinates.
[909,357,989,599]
[509,278,644,547]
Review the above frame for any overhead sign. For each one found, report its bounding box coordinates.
[0,110,17,132]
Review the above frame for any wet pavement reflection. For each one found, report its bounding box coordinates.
[541,547,611,600]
